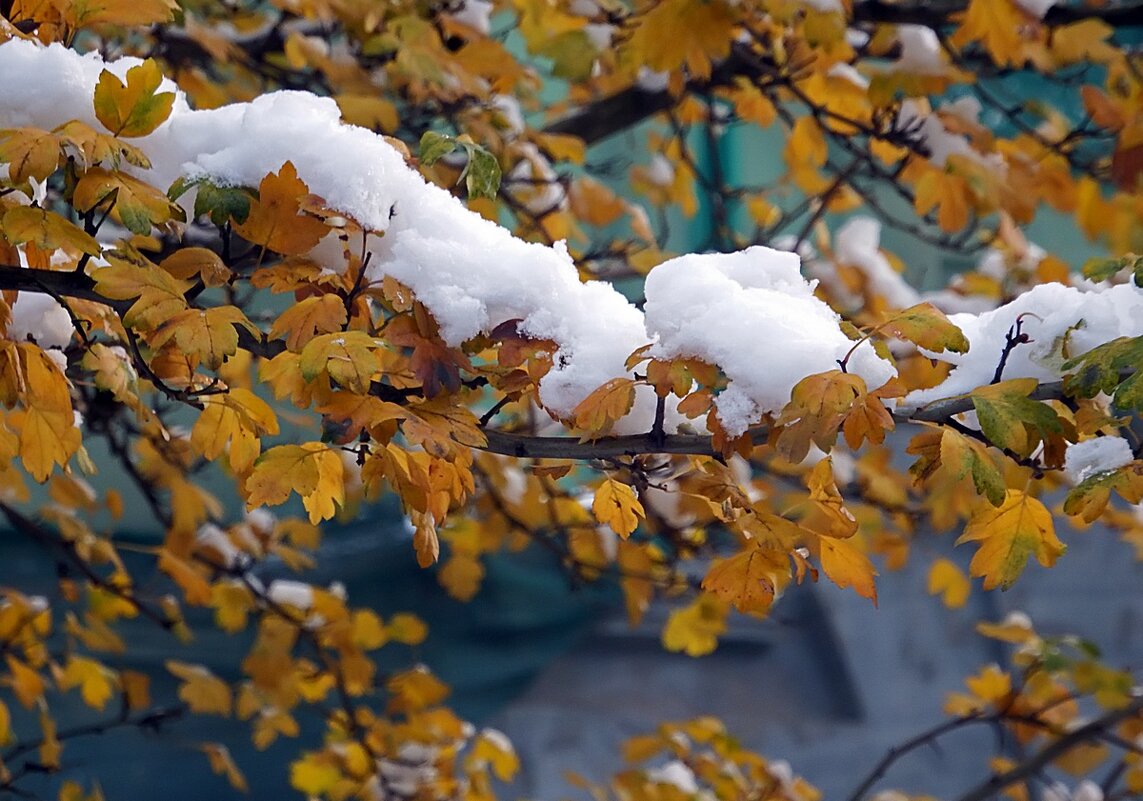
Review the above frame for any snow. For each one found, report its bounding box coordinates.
[897,99,1001,170]
[8,275,78,351]
[14,39,1136,444]
[1064,437,1134,484]
[1015,0,1057,20]
[895,25,944,75]
[647,760,699,793]
[445,0,493,35]
[266,579,314,610]
[833,217,921,309]
[643,246,896,436]
[904,281,1143,408]
[799,0,843,11]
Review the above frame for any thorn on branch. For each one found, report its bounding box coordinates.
[991,314,1037,385]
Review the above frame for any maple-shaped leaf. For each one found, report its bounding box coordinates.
[5,655,45,709]
[93,60,175,138]
[165,660,232,715]
[571,377,636,438]
[385,309,471,398]
[245,443,344,523]
[956,489,1065,590]
[914,165,973,232]
[2,206,100,256]
[1064,336,1143,413]
[816,534,878,604]
[73,168,185,235]
[970,378,1064,458]
[661,594,728,657]
[939,427,1006,506]
[701,542,789,615]
[191,388,280,474]
[59,656,115,710]
[92,257,191,331]
[290,753,342,797]
[55,120,151,170]
[645,357,722,399]
[160,247,230,287]
[776,370,866,463]
[0,127,65,185]
[150,306,257,370]
[233,162,331,256]
[927,558,971,609]
[298,331,382,394]
[592,478,644,538]
[1063,462,1143,523]
[624,0,735,78]
[61,0,177,27]
[270,294,348,352]
[881,303,970,354]
[10,344,81,482]
[949,0,1029,68]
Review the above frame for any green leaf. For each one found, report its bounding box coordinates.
[1081,254,1143,285]
[419,131,457,166]
[418,132,502,199]
[970,378,1063,457]
[463,146,502,200]
[1063,336,1143,412]
[539,30,597,81]
[940,428,1006,506]
[169,176,253,226]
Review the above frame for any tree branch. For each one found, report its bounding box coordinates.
[851,0,1143,28]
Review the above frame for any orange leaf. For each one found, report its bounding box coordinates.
[234,162,329,256]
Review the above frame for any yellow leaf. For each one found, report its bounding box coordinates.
[661,594,727,657]
[591,479,644,539]
[160,247,231,287]
[469,729,519,781]
[158,548,212,605]
[120,670,150,710]
[776,370,866,463]
[93,60,175,137]
[624,0,735,78]
[701,543,789,615]
[1,205,100,255]
[5,654,45,708]
[72,168,184,235]
[245,443,344,523]
[12,406,81,483]
[0,126,65,184]
[350,609,388,650]
[270,294,348,352]
[817,535,878,604]
[212,581,255,634]
[964,663,1012,706]
[387,612,428,645]
[927,558,970,609]
[290,752,342,797]
[202,743,248,792]
[234,161,329,256]
[439,552,484,601]
[150,306,257,370]
[60,656,115,710]
[62,0,177,28]
[950,0,1029,68]
[386,665,449,713]
[298,330,382,394]
[191,388,280,474]
[166,660,232,715]
[92,256,190,332]
[571,377,636,437]
[956,490,1065,590]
